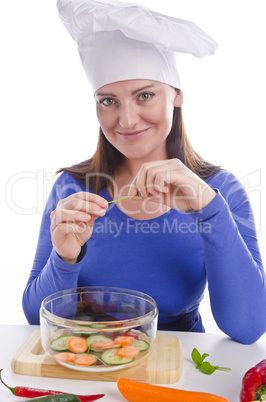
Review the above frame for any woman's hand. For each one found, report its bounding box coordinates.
[128,159,216,212]
[50,192,108,264]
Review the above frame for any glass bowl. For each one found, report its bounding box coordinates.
[40,286,158,372]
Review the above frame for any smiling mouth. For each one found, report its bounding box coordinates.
[117,128,150,137]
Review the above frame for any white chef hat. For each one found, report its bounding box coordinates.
[57,0,218,93]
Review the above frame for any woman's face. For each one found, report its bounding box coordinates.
[95,79,183,161]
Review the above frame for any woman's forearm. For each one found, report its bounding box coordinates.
[194,191,266,344]
[22,247,84,324]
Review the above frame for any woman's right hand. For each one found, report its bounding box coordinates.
[50,192,108,264]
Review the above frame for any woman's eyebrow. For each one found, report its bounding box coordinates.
[95,91,116,97]
[95,84,155,98]
[131,84,155,95]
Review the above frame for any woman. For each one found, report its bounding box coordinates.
[23,0,266,344]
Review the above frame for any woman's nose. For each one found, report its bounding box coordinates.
[119,102,139,129]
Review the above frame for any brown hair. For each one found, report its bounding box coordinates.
[57,107,221,193]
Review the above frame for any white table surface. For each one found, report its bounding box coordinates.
[0,325,265,402]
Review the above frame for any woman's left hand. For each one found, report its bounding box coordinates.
[128,159,216,212]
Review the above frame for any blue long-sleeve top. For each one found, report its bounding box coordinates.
[22,169,266,344]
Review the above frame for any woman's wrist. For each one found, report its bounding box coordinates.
[200,187,217,210]
[57,253,78,264]
[184,186,217,213]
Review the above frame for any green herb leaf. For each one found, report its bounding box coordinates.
[191,348,203,366]
[198,361,217,375]
[201,353,209,362]
[191,348,231,375]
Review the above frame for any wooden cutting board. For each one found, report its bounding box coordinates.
[11,330,183,384]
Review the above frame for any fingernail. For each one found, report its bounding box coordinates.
[94,209,106,215]
[156,184,168,193]
[155,184,162,192]
[128,187,136,197]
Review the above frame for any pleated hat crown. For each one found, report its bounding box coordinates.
[57,0,218,92]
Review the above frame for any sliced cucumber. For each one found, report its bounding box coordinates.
[75,353,89,358]
[86,334,113,351]
[71,330,98,337]
[101,348,134,365]
[89,323,107,329]
[50,335,73,351]
[132,339,150,352]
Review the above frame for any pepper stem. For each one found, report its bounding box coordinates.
[255,385,266,401]
[0,369,16,394]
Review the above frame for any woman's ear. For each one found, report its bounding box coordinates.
[174,89,183,107]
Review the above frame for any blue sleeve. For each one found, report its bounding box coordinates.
[22,173,87,324]
[192,170,266,344]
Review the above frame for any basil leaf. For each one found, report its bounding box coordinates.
[191,348,203,366]
[201,353,209,362]
[198,361,217,375]
[191,348,231,375]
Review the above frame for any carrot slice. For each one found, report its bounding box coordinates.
[117,378,230,402]
[92,340,117,352]
[114,336,134,346]
[117,346,139,358]
[73,354,96,366]
[54,352,76,363]
[67,337,88,353]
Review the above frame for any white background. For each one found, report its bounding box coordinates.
[1,0,265,334]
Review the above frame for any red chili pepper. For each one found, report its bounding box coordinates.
[0,369,104,401]
[240,360,266,402]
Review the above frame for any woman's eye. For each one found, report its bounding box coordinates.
[138,92,154,101]
[100,98,114,106]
